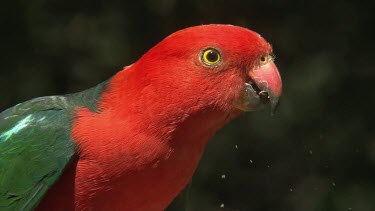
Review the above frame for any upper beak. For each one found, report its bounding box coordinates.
[235,60,282,115]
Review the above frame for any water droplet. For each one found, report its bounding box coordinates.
[235,145,239,149]
[221,174,226,179]
[289,188,293,192]
[309,150,313,155]
[332,182,336,186]
[250,159,253,164]
[220,203,225,208]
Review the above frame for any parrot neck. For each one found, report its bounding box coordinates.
[98,65,240,148]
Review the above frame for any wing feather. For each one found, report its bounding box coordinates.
[0,97,76,210]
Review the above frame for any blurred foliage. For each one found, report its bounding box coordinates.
[1,0,374,210]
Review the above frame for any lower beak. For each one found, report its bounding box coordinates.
[235,61,282,115]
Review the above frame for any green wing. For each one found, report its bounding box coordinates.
[0,96,76,210]
[0,80,107,211]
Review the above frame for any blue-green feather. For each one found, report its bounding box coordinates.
[0,80,108,210]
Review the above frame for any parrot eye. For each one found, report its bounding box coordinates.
[200,48,222,67]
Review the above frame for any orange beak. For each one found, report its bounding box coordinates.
[235,60,282,115]
[249,61,282,115]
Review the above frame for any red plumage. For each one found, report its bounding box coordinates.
[37,24,282,210]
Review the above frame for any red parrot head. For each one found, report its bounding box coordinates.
[132,24,282,115]
[108,24,282,121]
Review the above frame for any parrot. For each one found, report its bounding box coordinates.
[0,24,282,211]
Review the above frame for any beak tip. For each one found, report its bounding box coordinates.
[270,97,280,116]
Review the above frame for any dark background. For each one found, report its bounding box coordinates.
[1,1,374,210]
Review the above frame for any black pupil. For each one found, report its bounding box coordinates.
[207,50,218,62]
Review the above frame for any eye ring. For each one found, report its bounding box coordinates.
[200,48,222,67]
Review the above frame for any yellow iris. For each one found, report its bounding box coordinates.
[201,48,221,66]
